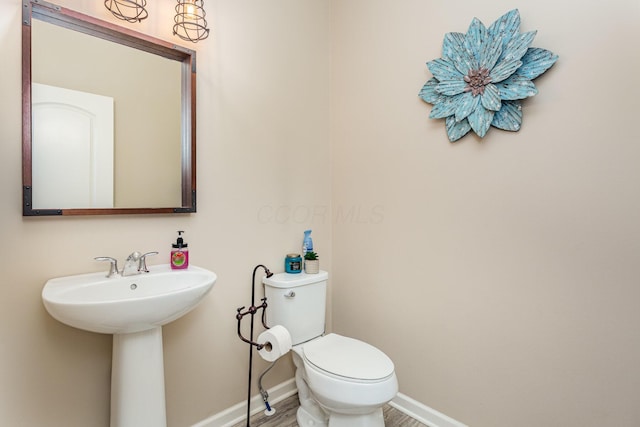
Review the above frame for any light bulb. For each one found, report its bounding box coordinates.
[185,0,196,19]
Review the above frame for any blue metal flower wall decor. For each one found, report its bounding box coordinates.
[419,9,558,142]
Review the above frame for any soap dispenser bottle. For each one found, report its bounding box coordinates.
[171,230,189,269]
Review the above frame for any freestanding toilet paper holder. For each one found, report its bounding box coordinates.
[236,297,269,350]
[235,264,274,427]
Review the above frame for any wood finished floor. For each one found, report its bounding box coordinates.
[231,394,427,427]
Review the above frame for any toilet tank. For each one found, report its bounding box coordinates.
[263,271,328,345]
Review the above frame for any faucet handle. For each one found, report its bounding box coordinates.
[138,251,159,273]
[95,256,119,278]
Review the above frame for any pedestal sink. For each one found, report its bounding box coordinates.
[42,264,217,427]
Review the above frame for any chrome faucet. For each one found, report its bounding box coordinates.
[122,252,142,276]
[95,251,158,278]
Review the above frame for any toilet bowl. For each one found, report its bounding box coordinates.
[263,271,398,427]
[292,333,398,427]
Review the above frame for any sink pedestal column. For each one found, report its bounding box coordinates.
[111,327,166,427]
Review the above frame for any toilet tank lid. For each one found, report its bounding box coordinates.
[263,270,328,288]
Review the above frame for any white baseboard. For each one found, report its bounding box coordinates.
[191,378,297,427]
[389,393,468,427]
[192,379,467,427]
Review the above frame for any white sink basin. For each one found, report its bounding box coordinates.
[42,264,217,334]
[42,263,216,426]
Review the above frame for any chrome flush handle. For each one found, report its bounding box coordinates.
[285,291,296,298]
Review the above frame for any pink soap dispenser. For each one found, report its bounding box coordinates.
[171,230,189,269]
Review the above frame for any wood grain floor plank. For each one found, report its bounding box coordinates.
[231,394,427,427]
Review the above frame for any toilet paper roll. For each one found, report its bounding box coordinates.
[257,325,292,362]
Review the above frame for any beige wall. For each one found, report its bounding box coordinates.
[0,0,330,426]
[3,0,640,427]
[331,1,640,427]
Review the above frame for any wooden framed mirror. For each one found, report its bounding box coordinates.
[22,0,197,215]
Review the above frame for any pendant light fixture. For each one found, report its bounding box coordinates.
[104,0,148,23]
[103,0,210,43]
[173,0,210,42]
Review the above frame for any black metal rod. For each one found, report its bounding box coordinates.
[237,264,272,427]
[247,307,254,427]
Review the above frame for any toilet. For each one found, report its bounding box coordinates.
[263,270,398,427]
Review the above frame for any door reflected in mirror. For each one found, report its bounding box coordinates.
[23,0,196,215]
[32,82,115,208]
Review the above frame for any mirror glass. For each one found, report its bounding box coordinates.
[23,0,197,215]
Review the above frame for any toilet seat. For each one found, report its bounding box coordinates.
[302,333,394,381]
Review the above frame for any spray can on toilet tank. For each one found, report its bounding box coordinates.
[302,230,313,257]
